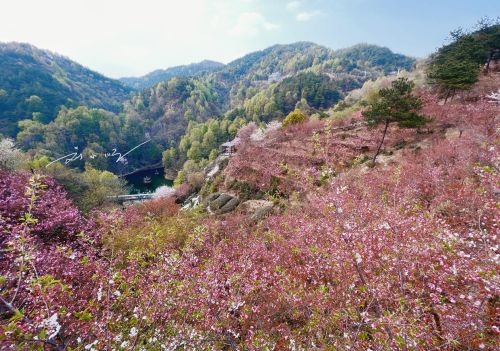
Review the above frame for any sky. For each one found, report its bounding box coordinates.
[0,0,497,78]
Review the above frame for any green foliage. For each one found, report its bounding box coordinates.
[78,167,127,213]
[362,77,427,164]
[229,180,265,201]
[282,109,307,128]
[26,158,126,213]
[427,21,500,94]
[326,43,416,74]
[103,203,204,264]
[165,115,246,181]
[363,78,427,129]
[173,170,186,187]
[16,106,136,172]
[0,42,130,137]
[274,72,342,114]
[119,60,225,90]
[243,72,342,123]
[3,41,416,182]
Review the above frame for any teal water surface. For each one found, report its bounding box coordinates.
[124,167,173,194]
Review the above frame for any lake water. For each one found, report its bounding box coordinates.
[124,167,173,194]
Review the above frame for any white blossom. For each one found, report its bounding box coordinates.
[355,252,363,264]
[39,313,61,340]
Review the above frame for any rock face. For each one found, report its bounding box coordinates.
[205,193,240,214]
[240,200,274,221]
[219,197,240,214]
[204,155,229,181]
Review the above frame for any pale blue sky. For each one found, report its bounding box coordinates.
[0,0,497,78]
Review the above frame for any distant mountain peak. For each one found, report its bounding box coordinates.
[119,60,225,90]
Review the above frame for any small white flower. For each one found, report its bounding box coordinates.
[114,290,121,297]
[355,252,362,264]
[379,222,390,230]
[120,341,130,348]
[39,313,61,340]
[84,340,98,350]
[97,287,103,301]
[130,327,138,337]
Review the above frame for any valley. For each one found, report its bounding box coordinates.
[0,14,499,351]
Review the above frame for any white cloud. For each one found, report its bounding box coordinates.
[286,1,302,12]
[230,12,279,37]
[296,10,321,22]
[286,1,322,22]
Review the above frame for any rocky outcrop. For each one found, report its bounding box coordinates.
[204,155,229,181]
[205,193,240,214]
[240,200,274,221]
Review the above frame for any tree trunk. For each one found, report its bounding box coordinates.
[484,51,494,73]
[444,89,450,104]
[371,121,389,166]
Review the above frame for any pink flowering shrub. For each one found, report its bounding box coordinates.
[0,82,498,350]
[225,116,416,195]
[0,171,106,349]
[0,171,85,241]
[151,134,497,349]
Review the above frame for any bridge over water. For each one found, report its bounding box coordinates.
[109,193,155,203]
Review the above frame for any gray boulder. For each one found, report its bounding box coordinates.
[240,200,274,221]
[250,205,274,221]
[217,197,240,214]
[209,193,234,211]
[204,192,221,205]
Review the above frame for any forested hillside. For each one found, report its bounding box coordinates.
[13,41,415,175]
[1,19,498,349]
[124,42,415,175]
[0,43,131,137]
[120,60,225,90]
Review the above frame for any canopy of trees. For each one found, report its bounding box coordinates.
[427,20,500,96]
[3,41,416,179]
[120,60,225,90]
[0,43,130,137]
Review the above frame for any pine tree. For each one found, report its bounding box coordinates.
[362,78,428,166]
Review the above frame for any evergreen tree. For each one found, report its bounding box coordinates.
[362,78,427,165]
[427,21,500,99]
[427,34,481,100]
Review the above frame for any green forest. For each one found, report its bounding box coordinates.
[0,43,130,137]
[1,9,499,349]
[2,41,419,185]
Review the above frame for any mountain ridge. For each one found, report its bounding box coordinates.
[119,59,225,90]
[0,42,131,136]
[4,40,416,174]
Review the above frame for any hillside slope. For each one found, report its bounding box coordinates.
[1,69,498,350]
[0,42,131,136]
[120,60,225,90]
[122,42,415,169]
[9,41,415,174]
